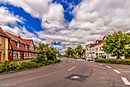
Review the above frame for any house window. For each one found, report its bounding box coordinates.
[100,47,103,51]
[25,44,28,49]
[17,42,20,48]
[13,51,18,60]
[29,44,34,50]
[96,47,98,52]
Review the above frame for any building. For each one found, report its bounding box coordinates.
[93,40,106,58]
[0,27,9,62]
[86,39,117,60]
[0,27,38,62]
[6,32,38,61]
[24,39,38,59]
[86,44,94,60]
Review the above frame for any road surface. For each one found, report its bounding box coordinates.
[0,58,130,87]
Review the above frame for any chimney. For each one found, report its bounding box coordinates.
[18,36,21,38]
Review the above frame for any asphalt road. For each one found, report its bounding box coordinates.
[0,58,130,87]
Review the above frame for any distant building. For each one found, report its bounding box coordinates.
[85,44,93,60]
[86,39,116,60]
[93,40,106,58]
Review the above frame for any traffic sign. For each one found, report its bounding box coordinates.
[125,44,130,49]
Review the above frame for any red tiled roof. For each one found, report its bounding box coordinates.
[90,44,97,47]
[96,40,104,45]
[90,40,104,47]
[0,27,9,38]
[6,32,26,44]
[24,39,33,45]
[10,40,28,52]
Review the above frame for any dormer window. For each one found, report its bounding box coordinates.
[29,43,34,50]
[25,44,28,49]
[17,42,20,48]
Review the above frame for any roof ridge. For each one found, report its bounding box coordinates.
[5,31,27,44]
[0,27,9,38]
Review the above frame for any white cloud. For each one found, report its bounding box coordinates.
[3,0,65,30]
[1,0,130,48]
[41,3,65,30]
[0,7,23,25]
[69,0,130,44]
[3,0,51,18]
[37,31,80,43]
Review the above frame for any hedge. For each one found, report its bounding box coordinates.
[95,58,130,65]
[0,59,60,73]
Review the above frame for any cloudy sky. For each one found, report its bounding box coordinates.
[0,0,130,49]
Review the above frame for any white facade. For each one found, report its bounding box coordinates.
[86,40,116,60]
[94,43,106,58]
[85,44,93,60]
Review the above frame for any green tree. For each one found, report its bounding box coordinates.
[46,47,57,60]
[75,45,83,58]
[38,43,57,60]
[65,47,75,58]
[102,31,130,59]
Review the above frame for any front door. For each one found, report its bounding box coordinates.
[8,52,13,61]
[20,52,24,60]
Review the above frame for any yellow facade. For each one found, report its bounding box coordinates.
[0,36,8,62]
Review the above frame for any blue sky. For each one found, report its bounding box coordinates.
[0,0,82,47]
[0,0,82,32]
[0,0,130,48]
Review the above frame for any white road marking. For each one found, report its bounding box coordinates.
[99,64,103,65]
[71,76,80,79]
[68,67,76,71]
[78,59,86,61]
[121,77,130,86]
[122,71,130,73]
[106,66,112,69]
[118,69,130,73]
[113,69,120,74]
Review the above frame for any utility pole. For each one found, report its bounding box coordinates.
[116,32,119,59]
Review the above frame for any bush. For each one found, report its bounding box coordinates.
[47,60,55,64]
[20,62,39,69]
[95,58,130,65]
[0,64,5,73]
[0,61,21,72]
[0,56,60,73]
[40,60,49,65]
[32,54,45,63]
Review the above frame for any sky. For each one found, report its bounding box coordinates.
[0,0,130,49]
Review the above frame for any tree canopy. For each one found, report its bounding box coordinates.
[65,47,75,58]
[38,43,58,60]
[65,45,85,58]
[102,31,130,58]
